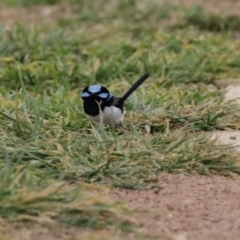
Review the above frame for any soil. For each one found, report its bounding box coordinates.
[112,173,240,240]
[0,4,75,27]
[211,84,240,152]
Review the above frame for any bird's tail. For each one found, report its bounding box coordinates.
[118,73,150,103]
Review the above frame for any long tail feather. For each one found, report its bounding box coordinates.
[119,73,150,103]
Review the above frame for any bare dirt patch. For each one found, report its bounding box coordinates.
[225,84,240,104]
[211,130,240,152]
[112,173,240,240]
[0,4,74,26]
[0,221,123,240]
[210,83,240,151]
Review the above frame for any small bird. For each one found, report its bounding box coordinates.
[81,73,150,125]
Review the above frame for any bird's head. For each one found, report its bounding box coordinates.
[81,85,113,102]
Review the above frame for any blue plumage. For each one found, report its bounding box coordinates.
[98,93,109,99]
[81,86,113,100]
[88,85,101,93]
[107,94,113,100]
[81,92,90,97]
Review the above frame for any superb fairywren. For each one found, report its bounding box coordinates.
[81,73,150,125]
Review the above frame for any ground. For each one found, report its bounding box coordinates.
[112,174,240,240]
[0,0,240,240]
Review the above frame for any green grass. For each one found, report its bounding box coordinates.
[1,0,61,6]
[1,0,240,238]
[176,6,240,32]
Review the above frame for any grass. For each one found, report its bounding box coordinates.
[176,6,240,32]
[1,0,240,239]
[1,0,61,6]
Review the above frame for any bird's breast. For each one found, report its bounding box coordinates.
[86,106,125,124]
[83,98,102,116]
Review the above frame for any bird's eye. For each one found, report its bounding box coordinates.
[98,93,109,99]
[81,92,90,97]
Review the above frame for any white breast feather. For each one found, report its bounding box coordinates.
[86,106,125,124]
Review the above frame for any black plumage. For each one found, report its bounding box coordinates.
[81,73,150,124]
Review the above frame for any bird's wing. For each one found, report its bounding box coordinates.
[110,97,121,106]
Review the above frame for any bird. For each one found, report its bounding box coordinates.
[81,73,150,125]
